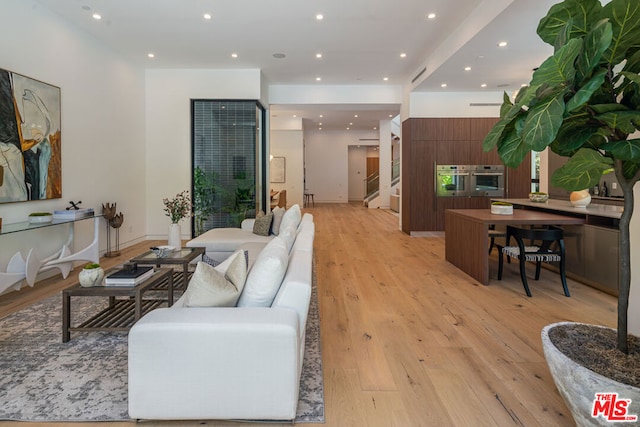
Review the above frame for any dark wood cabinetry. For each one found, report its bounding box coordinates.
[402,117,531,233]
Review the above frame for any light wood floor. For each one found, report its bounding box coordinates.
[0,203,617,427]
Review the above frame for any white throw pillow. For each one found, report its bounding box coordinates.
[271,206,285,235]
[279,224,297,253]
[237,237,289,307]
[279,204,301,233]
[183,251,247,307]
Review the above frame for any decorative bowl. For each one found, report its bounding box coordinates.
[491,203,513,215]
[529,192,549,203]
[151,245,175,258]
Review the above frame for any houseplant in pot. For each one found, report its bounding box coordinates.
[483,0,640,423]
[192,166,217,237]
[79,263,104,287]
[163,190,192,249]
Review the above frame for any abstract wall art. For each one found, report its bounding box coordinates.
[0,68,61,203]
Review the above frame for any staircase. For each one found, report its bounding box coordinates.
[363,172,380,207]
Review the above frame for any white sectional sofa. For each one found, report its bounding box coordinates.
[185,217,274,263]
[128,207,315,422]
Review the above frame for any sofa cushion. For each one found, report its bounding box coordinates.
[253,211,273,236]
[279,224,297,253]
[237,237,289,307]
[187,227,273,253]
[271,206,285,235]
[279,204,301,232]
[183,251,247,307]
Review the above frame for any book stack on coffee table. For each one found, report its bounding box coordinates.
[104,265,155,286]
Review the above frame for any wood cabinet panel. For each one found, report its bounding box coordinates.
[410,118,472,141]
[437,140,471,165]
[408,140,437,231]
[469,117,499,138]
[506,152,532,198]
[401,120,412,233]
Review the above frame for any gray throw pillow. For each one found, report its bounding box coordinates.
[253,211,273,236]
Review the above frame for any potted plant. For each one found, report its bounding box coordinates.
[483,0,640,422]
[163,190,192,249]
[192,166,217,237]
[78,263,104,287]
[28,212,53,224]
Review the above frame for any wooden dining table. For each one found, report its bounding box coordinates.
[444,209,586,286]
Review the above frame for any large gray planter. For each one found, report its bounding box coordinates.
[542,322,640,426]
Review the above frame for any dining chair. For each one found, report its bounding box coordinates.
[488,224,506,254]
[277,189,287,208]
[496,225,570,297]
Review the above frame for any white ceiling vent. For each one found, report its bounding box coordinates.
[469,103,502,107]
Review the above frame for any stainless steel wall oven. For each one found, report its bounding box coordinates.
[436,165,471,197]
[470,165,505,197]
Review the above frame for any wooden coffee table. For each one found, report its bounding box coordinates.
[62,267,173,342]
[129,246,205,290]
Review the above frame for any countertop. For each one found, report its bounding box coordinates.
[493,198,623,219]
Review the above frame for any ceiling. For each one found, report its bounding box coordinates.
[34,0,559,132]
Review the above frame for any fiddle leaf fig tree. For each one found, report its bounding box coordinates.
[483,0,640,353]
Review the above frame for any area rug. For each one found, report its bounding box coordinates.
[0,283,324,422]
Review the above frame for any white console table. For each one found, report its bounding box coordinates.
[0,215,100,294]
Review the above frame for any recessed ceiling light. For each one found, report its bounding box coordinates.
[316,53,322,59]
[346,127,350,130]
[316,14,324,21]
[319,114,323,118]
[383,77,389,81]
[427,13,436,19]
[203,13,212,20]
[319,123,323,126]
[441,83,447,88]
[318,127,322,130]
[92,13,102,20]
[389,114,393,118]
[373,127,377,130]
[349,122,353,126]
[464,66,471,71]
[316,77,322,81]
[354,115,358,118]
[231,53,238,58]
[147,53,155,58]
[293,114,297,118]
[400,53,407,58]
[498,41,508,47]
[481,83,487,88]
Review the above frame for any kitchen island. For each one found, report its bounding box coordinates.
[446,198,623,294]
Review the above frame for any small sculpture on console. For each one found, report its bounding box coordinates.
[66,200,83,210]
[102,202,124,257]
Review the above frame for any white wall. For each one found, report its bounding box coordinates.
[305,130,378,203]
[409,91,503,117]
[269,130,304,207]
[144,69,263,239]
[348,147,367,201]
[0,1,146,286]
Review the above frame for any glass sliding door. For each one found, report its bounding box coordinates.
[192,100,266,236]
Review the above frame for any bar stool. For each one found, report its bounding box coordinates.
[303,191,315,207]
